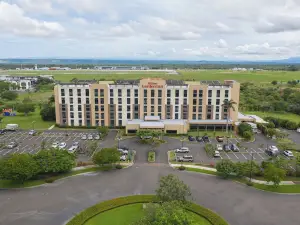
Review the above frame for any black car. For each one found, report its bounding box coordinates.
[196,136,203,142]
[223,144,231,152]
[120,146,129,150]
[0,129,6,135]
[202,136,210,143]
[230,144,239,152]
[188,136,196,141]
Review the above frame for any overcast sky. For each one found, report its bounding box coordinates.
[1,0,300,60]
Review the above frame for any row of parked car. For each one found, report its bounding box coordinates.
[81,134,100,140]
[188,135,210,142]
[51,142,79,153]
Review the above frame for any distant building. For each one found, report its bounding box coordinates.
[0,75,54,90]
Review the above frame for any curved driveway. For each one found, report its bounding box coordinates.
[0,164,299,225]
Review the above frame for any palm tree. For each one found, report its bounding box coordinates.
[222,99,237,135]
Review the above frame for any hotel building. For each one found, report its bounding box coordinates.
[54,78,240,134]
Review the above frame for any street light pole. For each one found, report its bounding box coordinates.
[250,152,254,182]
[32,121,36,130]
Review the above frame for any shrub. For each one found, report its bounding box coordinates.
[246,181,253,186]
[204,143,215,157]
[238,123,252,136]
[178,166,186,171]
[242,131,253,141]
[216,159,236,179]
[115,164,122,170]
[45,177,56,183]
[148,151,155,163]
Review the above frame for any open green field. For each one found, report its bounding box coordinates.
[2,69,300,83]
[84,203,211,225]
[242,111,300,123]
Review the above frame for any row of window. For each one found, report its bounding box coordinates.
[167,89,188,98]
[61,97,89,104]
[114,89,139,98]
[61,89,89,97]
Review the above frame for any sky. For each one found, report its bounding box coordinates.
[1,0,300,60]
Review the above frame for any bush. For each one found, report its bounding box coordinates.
[216,159,236,179]
[45,177,56,183]
[204,143,215,157]
[115,164,122,170]
[148,151,155,163]
[246,181,253,186]
[238,123,253,136]
[242,131,253,141]
[178,166,186,171]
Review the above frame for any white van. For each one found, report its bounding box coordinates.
[297,128,300,133]
[5,124,19,131]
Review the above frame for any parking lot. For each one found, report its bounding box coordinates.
[0,130,102,157]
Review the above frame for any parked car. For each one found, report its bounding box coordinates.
[94,134,100,140]
[196,136,203,142]
[202,136,210,143]
[0,129,6,135]
[297,128,300,133]
[5,124,18,131]
[88,134,93,140]
[120,155,127,161]
[118,149,128,155]
[142,136,152,139]
[216,144,223,151]
[283,150,294,157]
[72,142,79,147]
[177,155,194,162]
[188,136,196,141]
[223,144,231,152]
[7,142,17,149]
[214,150,221,158]
[59,142,67,149]
[230,144,239,152]
[266,145,279,156]
[216,136,224,142]
[52,142,59,148]
[81,134,87,140]
[175,147,190,153]
[28,130,36,135]
[68,146,78,153]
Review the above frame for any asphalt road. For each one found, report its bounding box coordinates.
[0,164,299,225]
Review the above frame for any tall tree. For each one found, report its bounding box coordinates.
[155,174,191,203]
[92,148,120,166]
[222,99,237,134]
[264,164,286,188]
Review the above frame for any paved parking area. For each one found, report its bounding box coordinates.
[0,130,102,157]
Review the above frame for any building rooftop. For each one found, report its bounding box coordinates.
[166,80,187,86]
[115,80,140,85]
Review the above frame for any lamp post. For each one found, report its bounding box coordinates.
[32,121,36,130]
[249,152,254,183]
[117,136,122,149]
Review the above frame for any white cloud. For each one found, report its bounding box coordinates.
[0,2,64,37]
[215,39,228,48]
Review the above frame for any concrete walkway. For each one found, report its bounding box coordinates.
[170,163,295,185]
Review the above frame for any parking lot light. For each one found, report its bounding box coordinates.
[117,136,122,149]
[32,121,36,130]
[181,136,185,148]
[250,152,254,182]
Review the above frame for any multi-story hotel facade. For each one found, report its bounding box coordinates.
[54,78,240,134]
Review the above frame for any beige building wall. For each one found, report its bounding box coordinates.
[188,84,208,120]
[54,85,61,125]
[224,80,240,122]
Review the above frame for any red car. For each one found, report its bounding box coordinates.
[216,136,224,142]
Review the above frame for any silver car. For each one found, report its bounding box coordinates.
[7,142,17,149]
[88,134,93,140]
[81,135,87,140]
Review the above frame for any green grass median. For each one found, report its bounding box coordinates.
[148,151,155,163]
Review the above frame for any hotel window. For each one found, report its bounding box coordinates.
[167,98,171,105]
[77,89,81,96]
[144,89,147,97]
[86,98,90,104]
[216,106,220,112]
[118,98,122,104]
[69,89,73,96]
[62,97,65,104]
[119,120,122,126]
[95,105,99,111]
[225,90,229,98]
[158,106,162,112]
[71,120,74,126]
[224,108,228,113]
[208,90,212,97]
[158,90,162,97]
[175,106,179,112]
[118,113,122,118]
[101,105,104,111]
[184,90,187,97]
[85,89,89,96]
[198,99,202,105]
[134,113,139,119]
[78,98,81,104]
[158,98,162,105]
[99,89,104,97]
[193,90,197,97]
[78,112,82,118]
[61,89,65,96]
[101,113,104,119]
[127,98,131,104]
[101,120,105,126]
[95,113,99,119]
[118,105,122,111]
[193,99,197,105]
[134,105,138,111]
[78,105,82,111]
[207,107,211,113]
[110,89,113,97]
[158,113,161,118]
[95,98,99,104]
[62,112,66,118]
[215,114,220,120]
[144,98,147,104]
[62,119,67,124]
[217,90,220,97]
[193,106,197,112]
[207,114,211,119]
[175,99,179,105]
[134,89,138,97]
[94,89,98,96]
[193,114,196,120]
[183,99,187,105]
[86,105,90,111]
[199,90,203,97]
[216,99,220,105]
[134,98,138,104]
[70,112,74,118]
[62,105,66,111]
[167,90,171,97]
[208,99,212,105]
[175,113,179,119]
[127,113,131,119]
[198,114,202,119]
[100,98,104,104]
[198,106,202,112]
[151,98,154,104]
[151,106,155,112]
[127,105,131,111]
[70,105,74,111]
[87,120,91,126]
[118,89,122,97]
[127,89,131,97]
[110,120,114,126]
[151,90,155,97]
[151,113,155,116]
[96,120,99,126]
[144,106,147,112]
[175,90,179,97]
[79,120,82,126]
[110,98,114,104]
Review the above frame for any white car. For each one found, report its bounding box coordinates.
[216,144,223,151]
[120,155,127,161]
[28,130,36,135]
[81,135,87,140]
[7,142,17,149]
[52,142,59,148]
[297,128,300,133]
[214,150,221,158]
[118,149,128,155]
[88,134,93,140]
[175,147,189,153]
[268,146,279,151]
[72,142,79,147]
[68,146,78,153]
[94,134,100,140]
[283,150,294,157]
[59,142,67,149]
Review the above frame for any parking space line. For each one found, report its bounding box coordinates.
[223,152,231,159]
[231,152,239,159]
[240,152,247,159]
[246,149,256,160]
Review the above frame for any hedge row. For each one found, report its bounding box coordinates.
[66,195,229,225]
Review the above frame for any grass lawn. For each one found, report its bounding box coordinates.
[184,167,218,176]
[1,109,54,130]
[242,111,300,123]
[148,151,155,162]
[84,203,211,225]
[18,91,53,102]
[0,166,113,188]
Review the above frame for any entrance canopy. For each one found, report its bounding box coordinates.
[140,121,164,129]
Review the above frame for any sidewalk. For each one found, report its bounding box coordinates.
[170,164,295,185]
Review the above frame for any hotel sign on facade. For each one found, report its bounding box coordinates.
[142,82,164,88]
